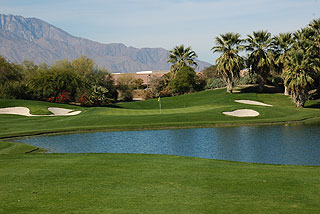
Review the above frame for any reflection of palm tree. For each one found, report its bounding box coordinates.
[167,45,198,75]
[211,32,244,93]
[246,30,273,92]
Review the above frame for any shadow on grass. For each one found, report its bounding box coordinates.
[239,85,284,94]
[101,104,123,108]
[305,103,320,109]
[73,104,123,108]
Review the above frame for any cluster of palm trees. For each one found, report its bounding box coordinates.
[212,18,320,107]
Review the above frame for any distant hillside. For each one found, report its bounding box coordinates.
[0,14,211,73]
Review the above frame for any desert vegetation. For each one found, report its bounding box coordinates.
[1,18,320,108]
[1,17,320,214]
[0,56,118,106]
[211,18,320,107]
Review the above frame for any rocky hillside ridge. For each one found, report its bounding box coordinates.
[0,14,211,73]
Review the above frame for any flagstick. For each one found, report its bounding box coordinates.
[159,100,162,114]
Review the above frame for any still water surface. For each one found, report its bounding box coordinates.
[13,125,320,165]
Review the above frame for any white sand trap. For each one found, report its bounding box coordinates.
[223,109,259,117]
[0,107,33,116]
[48,107,81,116]
[235,100,272,107]
[0,107,81,117]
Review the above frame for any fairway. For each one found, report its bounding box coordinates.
[1,154,320,213]
[1,89,320,213]
[1,89,320,138]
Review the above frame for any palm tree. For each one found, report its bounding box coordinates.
[283,48,315,107]
[167,45,198,74]
[246,30,273,92]
[294,26,320,91]
[308,18,320,91]
[211,32,244,93]
[271,33,294,95]
[309,18,320,35]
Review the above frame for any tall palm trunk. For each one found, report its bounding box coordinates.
[284,85,290,95]
[291,89,308,107]
[226,79,233,93]
[258,81,264,93]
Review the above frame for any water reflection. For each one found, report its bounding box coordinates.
[13,125,320,165]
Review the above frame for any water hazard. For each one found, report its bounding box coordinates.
[13,125,320,165]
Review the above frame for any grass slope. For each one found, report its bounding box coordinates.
[1,90,320,213]
[0,154,319,213]
[0,141,43,154]
[1,89,320,138]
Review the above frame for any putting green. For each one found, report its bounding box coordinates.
[0,88,320,138]
[99,104,225,115]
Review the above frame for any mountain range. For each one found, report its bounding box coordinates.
[0,14,210,73]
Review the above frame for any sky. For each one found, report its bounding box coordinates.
[1,0,320,63]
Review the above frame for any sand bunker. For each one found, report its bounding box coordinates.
[223,109,259,117]
[235,100,272,107]
[0,107,81,117]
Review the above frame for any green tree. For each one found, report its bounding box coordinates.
[200,65,218,79]
[211,32,244,93]
[283,48,315,107]
[309,18,320,43]
[30,62,84,102]
[133,78,144,89]
[0,56,23,98]
[149,73,173,97]
[308,18,320,93]
[167,45,198,75]
[246,30,273,92]
[271,33,294,95]
[116,74,135,101]
[170,66,196,95]
[72,56,95,78]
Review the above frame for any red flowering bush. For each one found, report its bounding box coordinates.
[46,91,71,103]
[78,92,93,106]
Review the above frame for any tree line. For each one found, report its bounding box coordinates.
[210,18,320,107]
[0,18,319,107]
[147,18,320,107]
[0,56,117,106]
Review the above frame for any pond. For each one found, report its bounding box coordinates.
[13,125,320,166]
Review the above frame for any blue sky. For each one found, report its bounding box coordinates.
[1,0,320,63]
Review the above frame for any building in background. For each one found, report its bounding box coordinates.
[112,70,169,87]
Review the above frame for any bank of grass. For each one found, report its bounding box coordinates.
[0,153,319,213]
[0,88,320,138]
[0,141,45,154]
[1,89,320,213]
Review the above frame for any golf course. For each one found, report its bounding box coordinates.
[1,89,320,213]
[1,89,320,139]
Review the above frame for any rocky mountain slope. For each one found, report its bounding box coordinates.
[0,14,210,73]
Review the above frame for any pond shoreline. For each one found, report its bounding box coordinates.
[11,123,320,166]
[3,116,320,140]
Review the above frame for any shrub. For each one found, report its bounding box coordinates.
[267,74,283,85]
[205,78,226,89]
[29,65,85,102]
[237,73,261,85]
[78,86,114,106]
[142,89,155,100]
[170,66,196,95]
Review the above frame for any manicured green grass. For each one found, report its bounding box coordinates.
[0,141,44,154]
[0,89,320,138]
[0,154,319,213]
[1,89,320,213]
